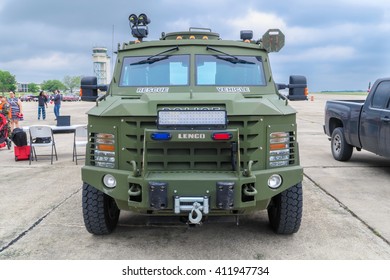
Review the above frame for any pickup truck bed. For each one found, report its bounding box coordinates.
[324,100,365,149]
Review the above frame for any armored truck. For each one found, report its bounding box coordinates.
[80,14,307,235]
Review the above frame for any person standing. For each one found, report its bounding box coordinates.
[0,96,11,136]
[53,89,62,120]
[38,90,48,120]
[7,91,23,131]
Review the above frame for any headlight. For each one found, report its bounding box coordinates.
[103,174,117,188]
[268,174,282,189]
[94,133,116,168]
[269,131,291,168]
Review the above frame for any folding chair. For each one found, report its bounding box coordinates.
[29,125,58,165]
[73,125,88,165]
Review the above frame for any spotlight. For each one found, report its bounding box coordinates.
[128,14,138,26]
[240,30,253,41]
[138,13,151,25]
[128,13,151,41]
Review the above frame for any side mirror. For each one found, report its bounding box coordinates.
[80,76,108,102]
[80,76,98,101]
[287,75,308,101]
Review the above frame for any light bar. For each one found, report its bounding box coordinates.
[158,110,227,129]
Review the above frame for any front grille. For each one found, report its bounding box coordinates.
[146,141,234,171]
[120,116,264,172]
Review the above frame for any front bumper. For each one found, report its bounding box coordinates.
[82,165,303,215]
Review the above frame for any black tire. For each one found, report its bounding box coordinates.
[267,183,303,234]
[82,183,120,235]
[331,127,353,161]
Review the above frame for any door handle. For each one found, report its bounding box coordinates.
[381,116,390,122]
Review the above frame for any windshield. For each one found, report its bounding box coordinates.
[119,55,190,86]
[196,55,266,86]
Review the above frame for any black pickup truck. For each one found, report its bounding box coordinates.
[324,78,390,161]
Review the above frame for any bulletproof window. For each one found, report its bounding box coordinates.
[119,55,190,87]
[196,55,266,86]
[372,81,390,109]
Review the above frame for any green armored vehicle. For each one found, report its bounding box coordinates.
[80,13,307,235]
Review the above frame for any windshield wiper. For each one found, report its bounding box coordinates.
[206,46,254,64]
[131,56,169,65]
[215,55,254,64]
[131,46,179,65]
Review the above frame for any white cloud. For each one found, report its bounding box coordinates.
[271,45,356,74]
[0,0,9,12]
[227,10,287,39]
[339,0,390,7]
[3,52,91,82]
[166,18,192,33]
[7,53,75,70]
[296,45,356,61]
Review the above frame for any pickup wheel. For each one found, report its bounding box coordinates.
[82,183,120,235]
[331,127,353,161]
[267,183,302,234]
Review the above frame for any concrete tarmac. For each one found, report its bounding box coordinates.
[0,94,389,259]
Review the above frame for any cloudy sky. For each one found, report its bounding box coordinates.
[1,0,390,91]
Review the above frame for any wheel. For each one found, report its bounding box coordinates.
[331,127,353,161]
[267,183,303,234]
[82,183,120,235]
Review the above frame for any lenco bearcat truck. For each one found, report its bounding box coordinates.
[80,14,307,235]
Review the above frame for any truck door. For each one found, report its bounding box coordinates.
[360,81,390,156]
[380,93,390,157]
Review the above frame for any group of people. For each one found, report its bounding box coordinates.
[0,91,24,133]
[0,89,62,133]
[37,89,62,120]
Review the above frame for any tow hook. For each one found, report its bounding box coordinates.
[189,202,203,224]
[243,184,257,196]
[174,196,209,224]
[130,160,141,177]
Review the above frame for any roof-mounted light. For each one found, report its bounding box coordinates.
[129,14,138,25]
[240,30,253,41]
[128,13,151,41]
[157,110,227,130]
[137,13,150,25]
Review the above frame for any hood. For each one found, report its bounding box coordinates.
[87,92,296,117]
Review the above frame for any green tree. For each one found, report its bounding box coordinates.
[41,79,65,93]
[63,75,82,94]
[28,82,40,93]
[0,70,17,93]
